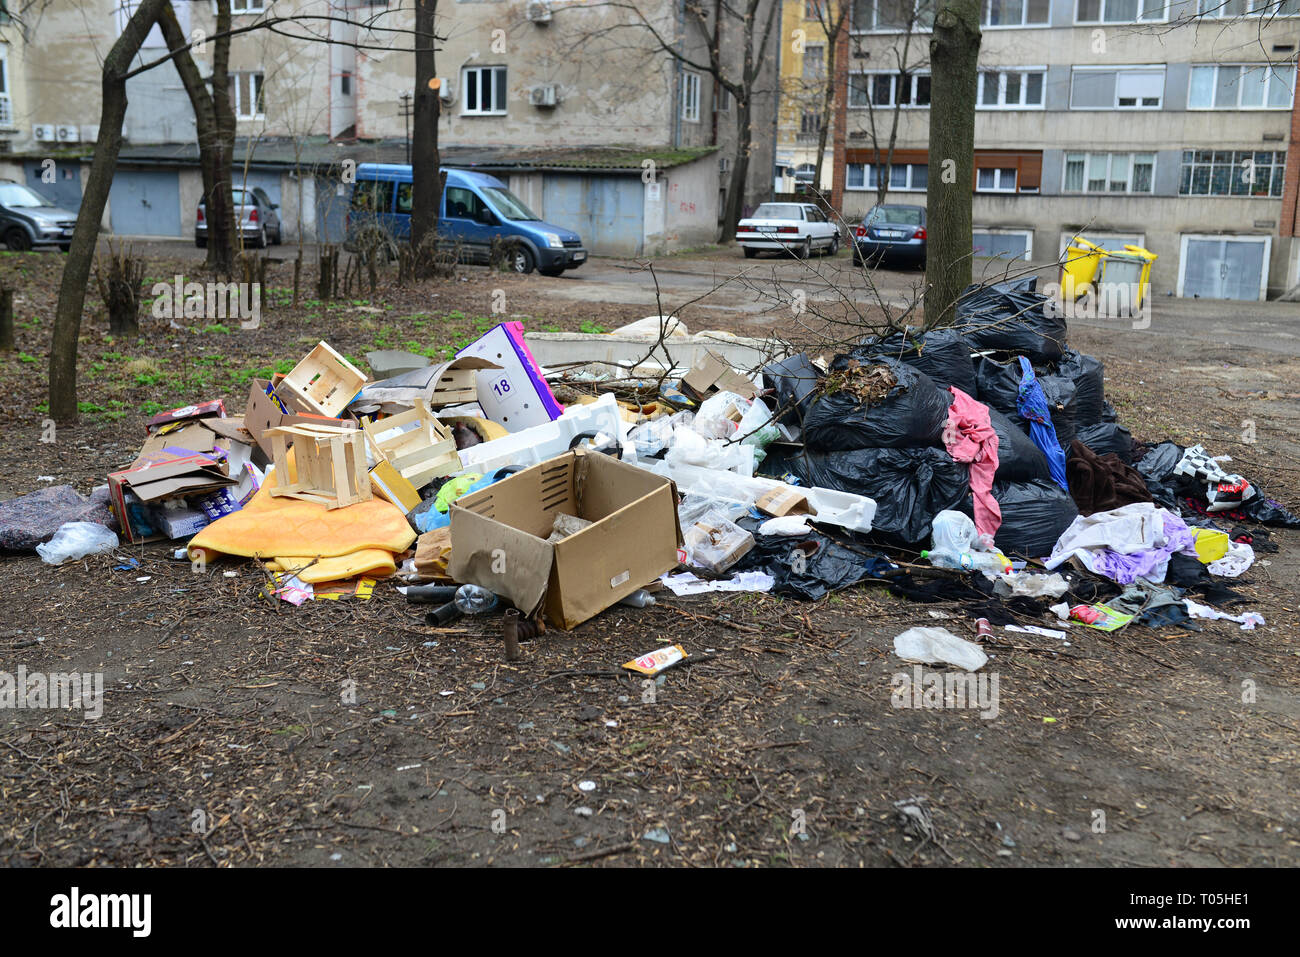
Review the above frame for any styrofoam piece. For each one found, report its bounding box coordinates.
[457,322,564,431]
[523,330,778,378]
[455,393,627,475]
[640,458,876,534]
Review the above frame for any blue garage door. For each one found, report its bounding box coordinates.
[25,161,83,211]
[541,174,643,257]
[315,174,349,244]
[110,169,181,236]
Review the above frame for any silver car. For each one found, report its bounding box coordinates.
[196,186,282,249]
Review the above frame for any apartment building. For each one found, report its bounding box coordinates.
[776,0,837,192]
[0,0,778,255]
[834,0,1300,300]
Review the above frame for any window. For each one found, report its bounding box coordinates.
[714,86,732,112]
[1075,0,1167,22]
[848,71,931,107]
[800,110,824,136]
[1070,67,1164,109]
[1063,152,1155,193]
[463,65,507,115]
[978,69,1045,107]
[805,0,825,17]
[1195,0,1300,16]
[851,0,936,32]
[845,162,928,190]
[0,54,10,129]
[1188,64,1294,110]
[340,72,352,96]
[977,167,1018,191]
[445,186,490,221]
[983,0,1050,25]
[1179,150,1286,197]
[232,71,265,119]
[681,70,701,122]
[803,45,825,80]
[231,0,265,12]
[396,183,413,215]
[349,179,394,214]
[973,230,1032,261]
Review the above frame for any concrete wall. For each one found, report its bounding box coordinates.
[649,152,720,253]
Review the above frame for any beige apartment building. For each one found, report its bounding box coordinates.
[0,0,778,255]
[836,0,1300,300]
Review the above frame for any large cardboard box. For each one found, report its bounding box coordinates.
[108,454,236,544]
[449,450,683,630]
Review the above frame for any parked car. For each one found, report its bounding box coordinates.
[195,187,282,249]
[853,204,926,268]
[735,202,840,259]
[0,180,77,252]
[345,164,587,276]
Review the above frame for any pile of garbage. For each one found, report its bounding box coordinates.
[4,292,1296,671]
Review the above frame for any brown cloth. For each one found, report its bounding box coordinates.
[1067,439,1153,516]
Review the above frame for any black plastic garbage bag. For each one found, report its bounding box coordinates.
[762,353,822,430]
[804,357,952,450]
[975,357,1078,446]
[1240,493,1300,528]
[1054,350,1106,426]
[732,516,896,601]
[989,407,1051,483]
[1076,421,1137,462]
[992,479,1079,557]
[953,281,1067,363]
[796,446,972,546]
[848,328,977,395]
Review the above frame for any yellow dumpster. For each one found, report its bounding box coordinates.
[1060,237,1107,300]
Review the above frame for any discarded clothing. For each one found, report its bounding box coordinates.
[1184,599,1264,630]
[0,484,119,551]
[944,387,1002,540]
[1206,540,1254,578]
[1016,358,1069,491]
[1045,502,1198,584]
[1066,439,1152,516]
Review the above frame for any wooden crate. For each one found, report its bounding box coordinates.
[362,400,460,490]
[279,341,368,418]
[267,423,372,509]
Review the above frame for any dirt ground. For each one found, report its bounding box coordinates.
[1,247,1298,868]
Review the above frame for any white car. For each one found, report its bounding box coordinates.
[736,202,840,259]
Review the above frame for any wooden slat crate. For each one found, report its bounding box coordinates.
[279,341,368,418]
[362,400,460,490]
[267,423,372,509]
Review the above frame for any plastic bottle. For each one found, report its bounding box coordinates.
[923,510,1012,577]
[618,589,657,608]
[426,585,500,625]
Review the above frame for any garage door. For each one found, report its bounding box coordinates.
[109,169,181,237]
[25,161,83,211]
[541,174,644,257]
[973,230,1032,261]
[1179,235,1271,301]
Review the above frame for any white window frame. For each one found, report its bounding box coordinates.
[682,70,701,123]
[232,71,265,120]
[462,65,508,116]
[982,0,1052,27]
[976,166,1018,192]
[977,68,1047,109]
[1176,233,1271,300]
[1059,231,1146,259]
[847,70,932,109]
[1069,65,1165,110]
[845,161,928,191]
[1188,63,1295,110]
[211,0,265,14]
[1062,151,1156,194]
[1196,0,1300,17]
[972,228,1033,261]
[1074,0,1168,23]
[850,0,936,34]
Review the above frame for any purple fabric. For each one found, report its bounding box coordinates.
[1091,511,1197,584]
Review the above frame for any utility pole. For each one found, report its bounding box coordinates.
[399,92,413,164]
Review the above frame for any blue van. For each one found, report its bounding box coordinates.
[345,163,587,276]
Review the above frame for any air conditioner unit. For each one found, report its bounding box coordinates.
[33,124,56,142]
[56,124,79,143]
[526,0,553,24]
[529,84,558,108]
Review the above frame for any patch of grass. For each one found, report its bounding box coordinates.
[140,400,167,416]
[201,323,233,334]
[579,320,607,334]
[17,352,36,364]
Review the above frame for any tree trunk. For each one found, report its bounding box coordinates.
[924,0,981,328]
[410,0,441,274]
[723,96,751,237]
[0,287,13,351]
[48,0,167,423]
[811,3,848,198]
[209,0,237,274]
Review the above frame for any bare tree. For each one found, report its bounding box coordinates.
[410,0,444,272]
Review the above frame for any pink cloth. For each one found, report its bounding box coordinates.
[944,387,1002,541]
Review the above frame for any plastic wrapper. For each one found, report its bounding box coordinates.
[694,391,748,439]
[893,626,988,671]
[847,328,977,394]
[547,511,594,543]
[804,357,952,450]
[628,417,675,458]
[683,510,755,573]
[953,281,1067,363]
[991,479,1079,557]
[36,521,120,565]
[665,428,755,475]
[1054,350,1106,426]
[736,396,780,448]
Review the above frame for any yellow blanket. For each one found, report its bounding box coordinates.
[189,455,416,583]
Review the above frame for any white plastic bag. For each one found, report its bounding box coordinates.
[36,522,119,565]
[893,626,988,671]
[694,391,748,439]
[758,515,813,537]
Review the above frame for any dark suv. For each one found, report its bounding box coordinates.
[0,180,77,252]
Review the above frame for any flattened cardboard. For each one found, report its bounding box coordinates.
[449,450,682,630]
[135,419,231,465]
[108,454,236,544]
[145,399,227,434]
[755,486,814,517]
[682,350,757,400]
